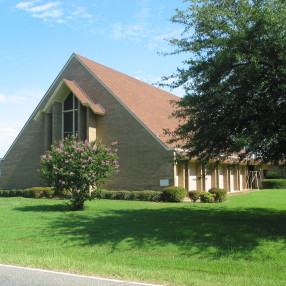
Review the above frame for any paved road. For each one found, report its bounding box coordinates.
[0,264,162,286]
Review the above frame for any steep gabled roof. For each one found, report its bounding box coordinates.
[74,54,180,148]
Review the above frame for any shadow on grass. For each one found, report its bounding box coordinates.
[15,204,70,212]
[14,203,286,257]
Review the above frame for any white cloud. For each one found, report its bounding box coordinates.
[0,93,6,102]
[15,1,96,25]
[16,1,63,22]
[71,6,92,19]
[15,1,37,9]
[32,9,63,19]
[110,23,147,41]
[26,1,60,12]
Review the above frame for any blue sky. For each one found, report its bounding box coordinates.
[0,0,187,158]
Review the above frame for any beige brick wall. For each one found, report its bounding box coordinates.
[0,119,45,189]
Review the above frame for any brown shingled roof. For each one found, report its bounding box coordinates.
[63,79,105,115]
[74,54,181,148]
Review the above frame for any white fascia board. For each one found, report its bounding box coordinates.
[34,80,67,121]
[75,56,172,151]
[2,54,76,160]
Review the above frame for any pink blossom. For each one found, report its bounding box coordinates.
[114,149,118,152]
[41,155,47,159]
[92,146,97,151]
[88,156,93,161]
[56,148,62,152]
[113,160,118,164]
[111,141,118,145]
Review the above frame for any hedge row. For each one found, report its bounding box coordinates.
[93,187,187,202]
[0,187,54,198]
[93,189,163,202]
[262,179,286,189]
[0,186,188,203]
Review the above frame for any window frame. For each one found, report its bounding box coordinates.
[62,92,79,138]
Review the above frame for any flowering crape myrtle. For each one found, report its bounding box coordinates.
[40,136,119,210]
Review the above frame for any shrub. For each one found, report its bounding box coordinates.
[40,136,119,210]
[24,187,54,199]
[208,188,227,202]
[199,192,214,203]
[136,190,162,202]
[262,179,286,189]
[265,172,284,179]
[162,186,187,202]
[189,190,201,202]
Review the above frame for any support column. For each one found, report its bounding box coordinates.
[86,108,96,142]
[44,113,52,151]
[78,104,87,141]
[52,102,62,142]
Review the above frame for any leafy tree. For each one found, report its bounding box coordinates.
[40,136,119,210]
[164,0,286,164]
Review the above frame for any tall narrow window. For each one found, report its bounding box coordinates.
[63,92,79,138]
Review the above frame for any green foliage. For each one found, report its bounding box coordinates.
[163,0,286,163]
[93,189,163,202]
[265,172,284,179]
[162,186,186,202]
[189,190,201,202]
[199,192,214,203]
[209,188,227,202]
[40,136,119,210]
[262,179,286,189]
[0,187,54,198]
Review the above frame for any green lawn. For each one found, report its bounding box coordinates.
[0,189,285,286]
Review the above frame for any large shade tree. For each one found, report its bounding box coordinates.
[164,0,286,164]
